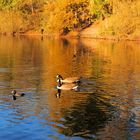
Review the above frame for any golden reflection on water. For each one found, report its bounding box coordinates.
[81,39,140,139]
[0,36,140,139]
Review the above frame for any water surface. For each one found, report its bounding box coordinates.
[0,36,140,140]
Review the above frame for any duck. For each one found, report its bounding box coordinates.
[56,74,81,84]
[57,79,79,91]
[11,90,25,100]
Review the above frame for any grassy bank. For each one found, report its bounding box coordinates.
[0,0,139,40]
[96,0,140,40]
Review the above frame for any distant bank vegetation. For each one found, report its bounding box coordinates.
[0,0,139,38]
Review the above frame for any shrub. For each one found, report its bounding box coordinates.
[0,11,22,34]
[43,0,94,34]
[98,0,140,38]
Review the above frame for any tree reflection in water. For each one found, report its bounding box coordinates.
[56,90,115,139]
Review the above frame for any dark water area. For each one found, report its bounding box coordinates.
[0,36,140,140]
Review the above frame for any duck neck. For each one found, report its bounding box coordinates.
[12,95,16,100]
[59,75,63,80]
[58,79,62,87]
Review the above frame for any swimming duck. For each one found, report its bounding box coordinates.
[11,90,25,100]
[57,79,79,91]
[56,74,81,84]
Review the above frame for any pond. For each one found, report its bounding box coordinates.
[0,36,140,140]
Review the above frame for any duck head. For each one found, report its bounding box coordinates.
[11,90,16,95]
[11,90,17,100]
[56,74,63,80]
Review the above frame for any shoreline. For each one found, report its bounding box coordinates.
[0,31,140,42]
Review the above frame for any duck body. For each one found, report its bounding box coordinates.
[57,84,78,91]
[57,79,79,91]
[56,74,81,84]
